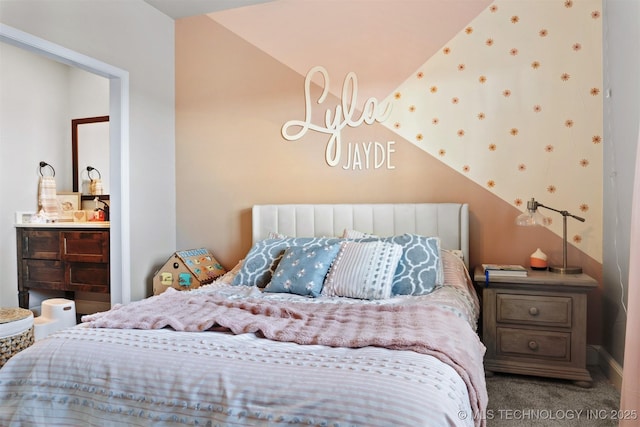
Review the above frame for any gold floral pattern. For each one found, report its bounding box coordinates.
[381,0,602,260]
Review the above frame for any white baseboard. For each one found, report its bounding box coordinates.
[589,344,623,392]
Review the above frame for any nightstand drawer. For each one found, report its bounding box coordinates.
[497,327,570,361]
[497,294,572,327]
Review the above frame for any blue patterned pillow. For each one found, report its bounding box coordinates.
[264,244,341,297]
[384,234,443,295]
[231,237,341,288]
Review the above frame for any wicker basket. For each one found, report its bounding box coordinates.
[0,307,35,368]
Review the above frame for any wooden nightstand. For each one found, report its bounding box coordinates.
[473,266,597,387]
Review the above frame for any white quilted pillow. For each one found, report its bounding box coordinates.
[323,240,403,300]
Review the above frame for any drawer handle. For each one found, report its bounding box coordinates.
[529,307,539,316]
[528,340,538,351]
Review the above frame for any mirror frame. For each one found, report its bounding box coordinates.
[72,115,109,193]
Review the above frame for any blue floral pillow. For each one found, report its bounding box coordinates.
[231,237,341,288]
[264,244,341,297]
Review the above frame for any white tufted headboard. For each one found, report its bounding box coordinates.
[252,203,469,268]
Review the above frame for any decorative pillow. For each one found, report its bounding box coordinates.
[381,234,444,296]
[341,229,378,239]
[443,249,465,262]
[323,240,403,300]
[264,244,341,297]
[267,231,288,239]
[339,232,445,295]
[231,237,341,287]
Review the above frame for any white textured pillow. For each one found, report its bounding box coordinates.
[341,229,377,239]
[323,240,403,300]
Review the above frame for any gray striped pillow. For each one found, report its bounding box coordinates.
[323,240,403,300]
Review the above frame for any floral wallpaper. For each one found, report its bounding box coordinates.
[382,0,603,262]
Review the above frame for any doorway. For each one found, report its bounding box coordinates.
[0,23,131,306]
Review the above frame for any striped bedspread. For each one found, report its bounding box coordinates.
[0,258,486,427]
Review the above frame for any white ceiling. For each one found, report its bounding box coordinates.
[144,0,273,19]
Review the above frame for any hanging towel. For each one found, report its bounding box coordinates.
[38,176,58,221]
[90,178,103,195]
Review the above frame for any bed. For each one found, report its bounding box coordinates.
[0,203,487,427]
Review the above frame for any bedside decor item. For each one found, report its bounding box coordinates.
[37,161,58,222]
[87,166,103,195]
[515,197,585,274]
[530,248,548,270]
[482,263,528,278]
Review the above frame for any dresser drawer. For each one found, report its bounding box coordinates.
[67,262,110,293]
[497,327,571,361]
[23,259,65,290]
[497,294,572,328]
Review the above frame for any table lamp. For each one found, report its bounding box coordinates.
[515,198,585,274]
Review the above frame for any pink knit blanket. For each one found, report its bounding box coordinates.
[83,288,487,425]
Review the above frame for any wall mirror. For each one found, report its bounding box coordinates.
[72,116,110,197]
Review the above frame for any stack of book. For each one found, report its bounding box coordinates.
[482,263,528,277]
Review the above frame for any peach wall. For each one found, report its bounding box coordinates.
[175,1,602,343]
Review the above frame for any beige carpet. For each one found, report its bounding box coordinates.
[485,366,622,426]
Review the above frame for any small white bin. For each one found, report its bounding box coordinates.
[34,298,77,340]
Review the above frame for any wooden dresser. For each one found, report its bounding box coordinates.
[474,266,597,387]
[16,224,110,310]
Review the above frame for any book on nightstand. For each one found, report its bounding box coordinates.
[482,263,528,277]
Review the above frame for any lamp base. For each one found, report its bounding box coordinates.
[549,265,583,274]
